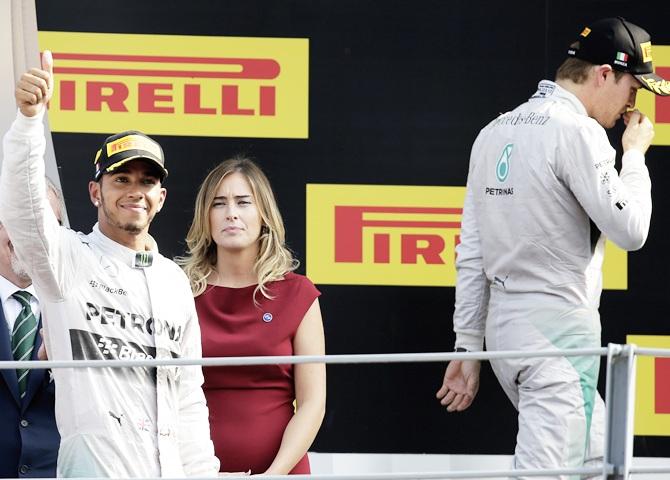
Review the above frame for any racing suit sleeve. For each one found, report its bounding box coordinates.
[177,294,220,476]
[0,110,76,300]
[560,124,651,251]
[452,180,490,352]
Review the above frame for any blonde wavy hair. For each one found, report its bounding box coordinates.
[177,157,298,300]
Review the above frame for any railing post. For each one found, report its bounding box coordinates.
[603,343,637,479]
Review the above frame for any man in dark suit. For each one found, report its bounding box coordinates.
[0,178,64,478]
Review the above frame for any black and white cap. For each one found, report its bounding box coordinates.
[567,17,669,96]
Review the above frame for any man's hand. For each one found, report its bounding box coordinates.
[15,50,54,118]
[37,328,49,361]
[436,359,481,412]
[622,109,654,154]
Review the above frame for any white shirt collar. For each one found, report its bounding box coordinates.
[0,274,37,305]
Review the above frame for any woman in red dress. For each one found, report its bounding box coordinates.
[178,158,326,474]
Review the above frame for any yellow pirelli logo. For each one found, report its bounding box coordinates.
[38,31,309,138]
[306,184,627,287]
[106,135,161,158]
[628,335,670,436]
[641,42,653,63]
[636,45,670,145]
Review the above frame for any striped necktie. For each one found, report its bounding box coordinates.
[11,291,38,398]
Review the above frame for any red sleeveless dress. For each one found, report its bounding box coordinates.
[196,273,321,474]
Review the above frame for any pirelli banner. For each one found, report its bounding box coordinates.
[306,184,628,289]
[638,46,670,145]
[34,1,670,460]
[628,335,670,436]
[38,31,309,138]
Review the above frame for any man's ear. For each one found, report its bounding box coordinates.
[594,64,613,86]
[157,188,167,212]
[88,180,101,207]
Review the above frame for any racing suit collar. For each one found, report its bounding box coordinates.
[90,223,159,268]
[531,80,588,117]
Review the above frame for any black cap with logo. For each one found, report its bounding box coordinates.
[567,17,669,96]
[93,130,168,181]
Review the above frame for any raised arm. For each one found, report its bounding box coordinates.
[562,111,653,251]
[0,50,76,300]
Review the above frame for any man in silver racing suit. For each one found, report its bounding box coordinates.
[436,17,668,478]
[0,51,220,477]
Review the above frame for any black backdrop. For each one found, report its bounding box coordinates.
[35,0,670,456]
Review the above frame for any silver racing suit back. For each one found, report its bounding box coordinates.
[452,80,652,476]
[454,80,652,351]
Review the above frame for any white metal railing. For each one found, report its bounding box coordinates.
[0,348,609,370]
[11,470,607,480]
[2,344,670,479]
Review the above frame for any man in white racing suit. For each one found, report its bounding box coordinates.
[436,17,668,478]
[0,51,220,477]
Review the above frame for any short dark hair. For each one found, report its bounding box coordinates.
[556,56,626,84]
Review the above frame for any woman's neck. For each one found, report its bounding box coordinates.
[211,247,258,287]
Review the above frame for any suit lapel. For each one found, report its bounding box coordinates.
[0,304,20,405]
